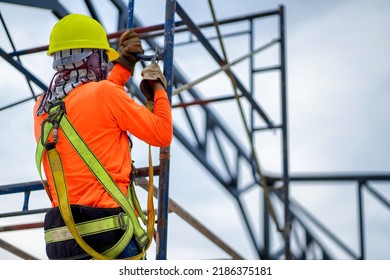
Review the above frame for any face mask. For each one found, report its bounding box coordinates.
[86,50,108,81]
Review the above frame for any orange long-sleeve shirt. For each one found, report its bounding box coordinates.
[34,63,172,208]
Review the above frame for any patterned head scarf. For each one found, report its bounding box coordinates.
[36,48,107,116]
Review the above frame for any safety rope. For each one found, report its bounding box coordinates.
[144,100,156,251]
[207,0,284,233]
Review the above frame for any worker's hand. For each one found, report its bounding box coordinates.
[114,30,144,74]
[140,63,167,101]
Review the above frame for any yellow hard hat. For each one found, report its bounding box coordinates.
[47,14,119,61]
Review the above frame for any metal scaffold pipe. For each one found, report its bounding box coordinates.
[156,0,176,261]
[172,39,279,96]
[126,0,176,260]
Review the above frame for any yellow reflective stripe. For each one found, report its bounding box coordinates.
[44,213,132,244]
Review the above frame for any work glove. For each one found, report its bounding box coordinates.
[140,63,167,101]
[114,30,144,74]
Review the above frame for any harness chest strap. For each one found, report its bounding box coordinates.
[36,102,155,259]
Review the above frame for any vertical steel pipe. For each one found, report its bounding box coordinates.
[156,0,176,260]
[249,17,269,259]
[127,0,135,28]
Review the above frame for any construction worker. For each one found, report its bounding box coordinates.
[33,14,172,259]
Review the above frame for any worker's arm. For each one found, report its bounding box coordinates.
[107,63,132,87]
[104,83,172,147]
[148,80,165,91]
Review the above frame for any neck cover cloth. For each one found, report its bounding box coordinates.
[36,48,107,116]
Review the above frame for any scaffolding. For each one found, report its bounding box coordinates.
[0,0,389,260]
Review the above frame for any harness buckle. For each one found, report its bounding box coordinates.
[48,101,66,122]
[134,229,149,249]
[118,212,127,231]
[41,101,66,150]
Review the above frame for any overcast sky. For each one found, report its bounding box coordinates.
[0,0,389,260]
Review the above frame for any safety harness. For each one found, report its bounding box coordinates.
[35,100,155,260]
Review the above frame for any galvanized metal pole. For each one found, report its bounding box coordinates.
[126,0,175,259]
[156,0,176,260]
